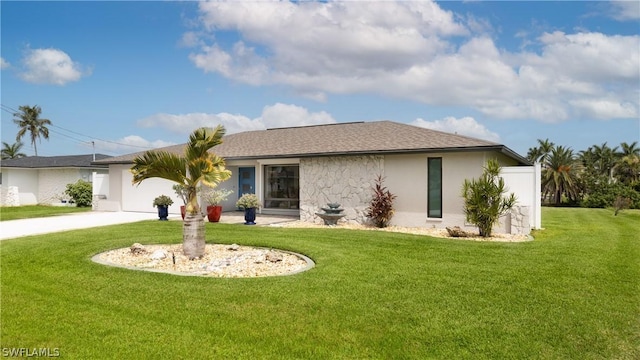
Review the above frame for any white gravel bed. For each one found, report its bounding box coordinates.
[272,221,532,242]
[93,244,313,278]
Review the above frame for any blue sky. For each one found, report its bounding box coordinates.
[1,0,638,158]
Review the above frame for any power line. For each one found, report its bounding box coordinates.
[1,103,158,151]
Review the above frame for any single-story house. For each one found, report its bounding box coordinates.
[1,154,110,206]
[95,121,541,234]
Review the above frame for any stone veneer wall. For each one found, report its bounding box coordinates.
[0,186,20,206]
[509,205,531,235]
[299,155,384,225]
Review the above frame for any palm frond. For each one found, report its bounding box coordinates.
[185,125,226,162]
[201,155,232,188]
[131,151,187,185]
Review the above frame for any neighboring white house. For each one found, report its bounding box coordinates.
[0,154,110,206]
[94,121,541,234]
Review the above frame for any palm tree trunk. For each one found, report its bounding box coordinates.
[183,212,205,259]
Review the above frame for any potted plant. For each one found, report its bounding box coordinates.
[235,193,261,225]
[153,195,174,221]
[173,184,189,219]
[203,188,234,222]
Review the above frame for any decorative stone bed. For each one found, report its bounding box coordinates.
[92,243,314,278]
[274,221,533,242]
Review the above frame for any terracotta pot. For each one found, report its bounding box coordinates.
[207,205,222,222]
[180,205,186,220]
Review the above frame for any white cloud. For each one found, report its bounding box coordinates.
[189,42,268,85]
[93,136,176,155]
[138,112,262,135]
[19,48,89,85]
[0,57,10,70]
[190,0,463,87]
[411,116,500,142]
[608,1,640,21]
[258,103,336,129]
[179,31,201,48]
[187,1,639,123]
[570,98,638,119]
[137,103,336,135]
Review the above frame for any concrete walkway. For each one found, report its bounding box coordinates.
[0,211,298,241]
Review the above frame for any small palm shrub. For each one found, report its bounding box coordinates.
[462,159,517,237]
[366,175,397,228]
[65,180,93,207]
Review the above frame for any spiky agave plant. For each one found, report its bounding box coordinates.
[131,125,231,259]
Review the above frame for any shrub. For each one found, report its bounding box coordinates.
[152,195,174,207]
[462,159,517,237]
[236,193,261,209]
[64,180,93,207]
[203,188,234,206]
[613,196,631,216]
[366,175,397,228]
[581,181,640,210]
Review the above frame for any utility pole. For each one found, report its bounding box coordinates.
[92,141,95,161]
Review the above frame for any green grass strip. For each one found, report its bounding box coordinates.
[0,205,91,221]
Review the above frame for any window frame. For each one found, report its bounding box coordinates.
[427,157,442,218]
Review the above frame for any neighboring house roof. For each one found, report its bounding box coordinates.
[1,154,111,169]
[96,121,530,165]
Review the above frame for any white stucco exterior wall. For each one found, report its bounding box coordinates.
[359,151,523,233]
[38,169,81,204]
[120,168,181,214]
[2,169,38,205]
[0,167,107,206]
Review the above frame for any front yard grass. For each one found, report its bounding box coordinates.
[1,207,638,359]
[0,205,91,221]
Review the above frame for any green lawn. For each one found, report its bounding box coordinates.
[1,208,638,359]
[0,205,91,221]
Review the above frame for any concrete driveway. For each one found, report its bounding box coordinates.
[0,211,298,241]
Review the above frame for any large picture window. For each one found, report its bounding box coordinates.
[264,165,299,210]
[427,158,442,218]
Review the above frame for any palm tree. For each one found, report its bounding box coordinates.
[13,105,52,156]
[614,154,640,186]
[1,141,27,160]
[526,138,555,165]
[591,142,618,181]
[130,126,231,259]
[611,141,640,186]
[541,145,581,205]
[619,141,640,157]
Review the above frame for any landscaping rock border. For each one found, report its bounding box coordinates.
[92,244,315,278]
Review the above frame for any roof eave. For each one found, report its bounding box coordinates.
[93,145,531,165]
[217,145,522,161]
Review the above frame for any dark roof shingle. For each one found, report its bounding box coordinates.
[1,154,110,169]
[96,121,529,165]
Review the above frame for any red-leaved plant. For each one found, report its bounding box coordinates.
[366,175,397,228]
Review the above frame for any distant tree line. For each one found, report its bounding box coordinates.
[527,139,640,210]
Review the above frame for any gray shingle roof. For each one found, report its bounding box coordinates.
[96,121,529,165]
[1,154,110,169]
